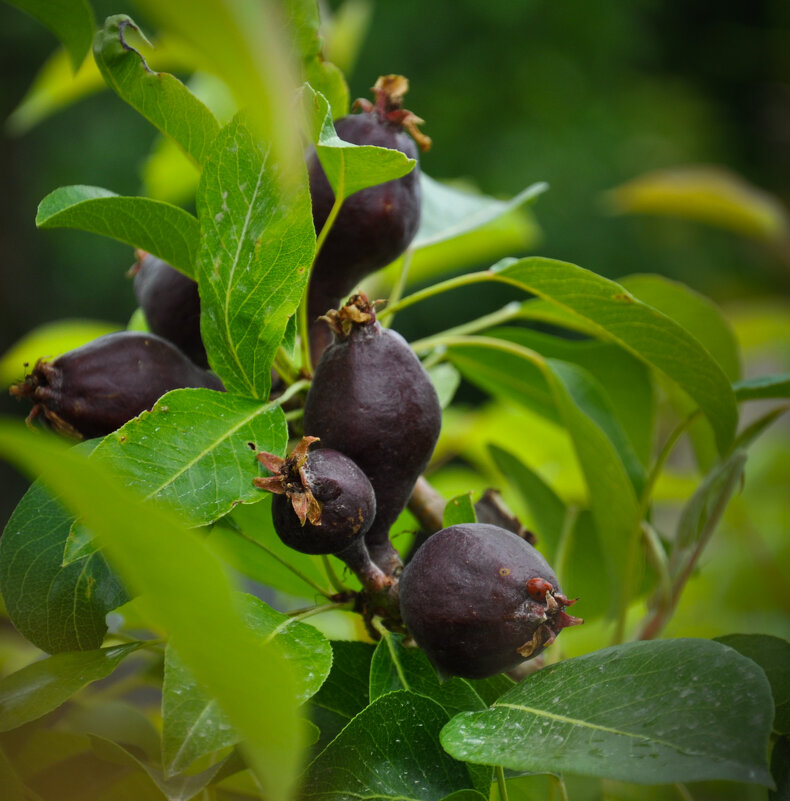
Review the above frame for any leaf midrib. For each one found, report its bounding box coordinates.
[492,701,749,763]
[168,697,220,773]
[222,147,268,397]
[141,398,276,499]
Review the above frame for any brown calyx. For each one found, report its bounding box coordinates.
[352,74,432,153]
[319,293,386,339]
[253,436,322,525]
[9,363,44,402]
[10,360,81,438]
[516,591,584,659]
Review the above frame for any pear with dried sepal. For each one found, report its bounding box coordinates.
[399,523,583,679]
[254,436,391,591]
[10,331,223,440]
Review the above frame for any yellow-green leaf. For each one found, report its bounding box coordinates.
[605,166,790,241]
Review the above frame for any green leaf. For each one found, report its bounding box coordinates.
[735,374,790,402]
[370,633,491,796]
[616,273,741,473]
[302,719,321,748]
[377,176,545,292]
[428,362,462,410]
[135,0,305,190]
[62,523,96,564]
[6,0,95,71]
[440,792,488,801]
[441,639,774,786]
[62,699,160,760]
[544,360,641,612]
[322,0,372,76]
[285,3,329,70]
[620,274,741,382]
[0,729,92,787]
[0,643,142,732]
[605,165,790,242]
[441,337,641,614]
[196,117,315,398]
[0,420,303,801]
[669,450,746,580]
[306,86,416,200]
[7,47,102,135]
[515,296,593,335]
[286,0,348,115]
[559,509,611,623]
[487,444,566,560]
[549,358,645,495]
[447,342,553,420]
[490,326,655,471]
[162,594,332,775]
[466,674,515,707]
[94,16,221,167]
[312,640,373,720]
[89,734,232,801]
[415,175,547,250]
[492,257,738,456]
[281,312,299,362]
[62,388,288,564]
[0,452,128,653]
[205,498,330,600]
[301,690,474,800]
[141,72,238,205]
[310,640,374,751]
[443,493,477,527]
[716,634,790,735]
[443,330,651,484]
[305,59,349,120]
[0,319,120,389]
[370,633,486,719]
[36,186,200,277]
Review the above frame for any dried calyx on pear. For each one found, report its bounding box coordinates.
[303,294,442,577]
[399,523,582,679]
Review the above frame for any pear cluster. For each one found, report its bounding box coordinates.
[11,75,580,678]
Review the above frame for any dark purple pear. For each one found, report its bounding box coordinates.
[307,75,431,361]
[399,523,583,679]
[302,295,442,576]
[10,331,223,439]
[255,436,376,555]
[254,437,389,590]
[132,251,206,367]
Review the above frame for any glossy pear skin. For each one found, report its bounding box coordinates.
[399,524,581,678]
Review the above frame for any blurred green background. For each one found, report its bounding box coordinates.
[0,0,789,567]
